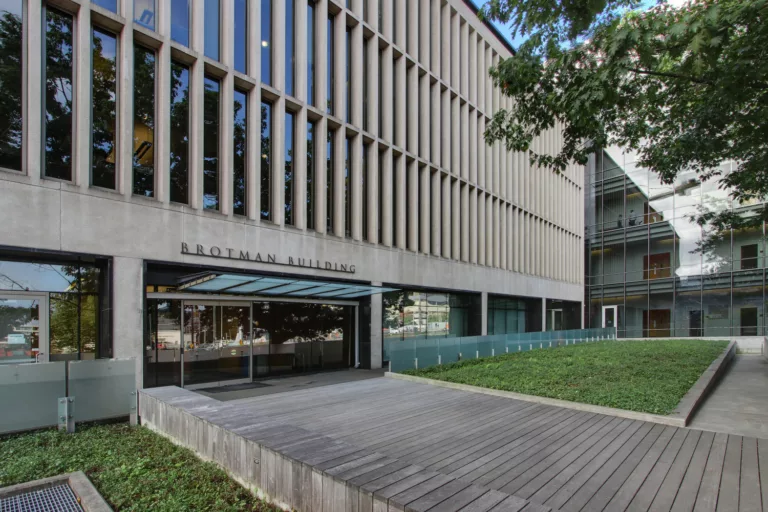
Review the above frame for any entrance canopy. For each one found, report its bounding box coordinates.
[177,272,398,299]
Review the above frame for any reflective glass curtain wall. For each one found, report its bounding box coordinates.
[383,290,482,343]
[0,0,23,171]
[585,150,766,337]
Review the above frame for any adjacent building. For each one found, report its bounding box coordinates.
[585,147,766,347]
[0,0,585,389]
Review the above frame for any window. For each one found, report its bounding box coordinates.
[286,0,295,96]
[204,0,220,61]
[261,0,271,85]
[345,137,351,237]
[133,46,155,197]
[307,122,315,230]
[203,76,220,210]
[233,89,247,216]
[643,253,671,280]
[326,15,334,114]
[363,40,368,131]
[171,0,190,47]
[93,0,117,12]
[234,0,247,73]
[345,27,351,122]
[260,101,272,220]
[741,244,758,270]
[284,111,295,225]
[0,0,23,171]
[327,130,334,232]
[307,1,315,105]
[170,61,190,204]
[134,0,156,31]
[91,28,117,190]
[44,8,73,181]
[362,144,369,241]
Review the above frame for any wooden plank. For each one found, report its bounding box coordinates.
[738,437,761,512]
[360,465,424,494]
[424,485,491,512]
[372,470,441,503]
[488,495,530,512]
[388,474,455,509]
[758,439,768,512]
[715,435,742,512]
[348,460,413,487]
[694,432,729,512]
[645,429,702,512]
[458,490,509,512]
[402,479,471,512]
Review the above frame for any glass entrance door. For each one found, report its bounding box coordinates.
[0,293,48,364]
[547,309,563,331]
[182,301,251,387]
[602,305,618,330]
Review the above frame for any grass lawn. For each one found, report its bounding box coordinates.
[0,423,278,512]
[402,339,729,415]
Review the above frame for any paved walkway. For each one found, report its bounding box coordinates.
[143,376,768,512]
[689,355,768,439]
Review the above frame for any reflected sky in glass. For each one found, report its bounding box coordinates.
[171,0,190,47]
[285,0,295,96]
[261,0,271,85]
[234,0,247,73]
[204,0,220,60]
[92,0,117,13]
[134,0,155,31]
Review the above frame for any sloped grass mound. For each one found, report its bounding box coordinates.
[402,339,728,415]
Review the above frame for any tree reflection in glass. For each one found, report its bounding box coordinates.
[170,61,190,204]
[91,28,117,189]
[261,102,272,220]
[44,8,73,180]
[0,0,22,171]
[133,46,155,196]
[203,76,220,210]
[284,110,295,224]
[233,89,247,216]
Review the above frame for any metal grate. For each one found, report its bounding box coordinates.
[0,483,83,512]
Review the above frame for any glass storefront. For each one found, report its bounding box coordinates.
[382,290,481,344]
[488,295,540,334]
[586,149,766,337]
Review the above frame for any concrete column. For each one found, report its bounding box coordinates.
[220,0,235,217]
[477,40,485,112]
[460,20,468,97]
[441,4,450,80]
[407,66,418,155]
[469,30,477,105]
[419,76,429,161]
[74,6,92,190]
[380,46,393,141]
[500,203,507,270]
[419,0,429,68]
[478,192,486,265]
[351,136,363,241]
[441,90,450,170]
[450,10,459,88]
[246,0,261,221]
[395,57,406,148]
[118,2,134,198]
[24,0,43,181]
[481,292,488,336]
[469,111,477,184]
[367,141,379,244]
[112,257,144,390]
[431,171,441,256]
[370,284,383,369]
[542,298,547,332]
[316,0,327,112]
[395,154,407,249]
[431,83,441,166]
[294,107,308,230]
[431,0,441,74]
[406,0,418,58]
[381,148,393,246]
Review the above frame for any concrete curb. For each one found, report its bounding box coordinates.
[385,341,736,428]
[0,471,112,511]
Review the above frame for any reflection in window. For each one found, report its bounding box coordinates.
[133,46,155,196]
[170,61,190,204]
[260,101,272,220]
[50,293,98,360]
[307,122,315,230]
[134,0,156,31]
[286,0,295,96]
[203,76,220,210]
[383,290,481,341]
[345,27,351,122]
[144,299,182,388]
[0,0,22,171]
[91,28,117,189]
[171,0,190,47]
[363,41,368,131]
[92,0,116,12]
[327,129,334,232]
[261,0,271,85]
[233,89,247,216]
[285,110,295,225]
[234,0,247,73]
[307,1,315,105]
[44,8,73,181]
[345,137,351,237]
[362,145,369,241]
[326,15,334,114]
[204,0,220,60]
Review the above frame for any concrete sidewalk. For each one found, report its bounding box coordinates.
[688,355,768,439]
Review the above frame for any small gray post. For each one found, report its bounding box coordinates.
[476,350,479,359]
[414,358,418,370]
[58,397,74,433]
[438,354,442,365]
[388,360,392,372]
[458,352,462,360]
[492,348,495,357]
[529,343,533,351]
[540,342,543,349]
[518,345,521,351]
[130,390,138,426]
[549,341,552,348]
[505,346,509,353]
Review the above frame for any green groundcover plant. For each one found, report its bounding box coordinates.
[402,339,728,415]
[0,424,279,512]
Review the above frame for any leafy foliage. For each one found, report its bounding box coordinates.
[481,0,768,235]
[0,424,279,512]
[402,339,728,414]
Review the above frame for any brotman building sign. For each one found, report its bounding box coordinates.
[181,242,356,274]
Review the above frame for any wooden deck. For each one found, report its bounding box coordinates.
[140,376,768,512]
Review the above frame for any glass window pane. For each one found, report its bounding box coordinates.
[171,0,190,46]
[234,0,247,73]
[91,28,117,190]
[307,0,315,105]
[327,15,333,114]
[260,101,272,220]
[0,0,23,171]
[307,122,315,230]
[702,274,731,337]
[92,0,117,12]
[144,299,181,388]
[261,0,271,85]
[345,137,351,237]
[203,76,220,210]
[50,293,99,361]
[204,0,220,60]
[233,89,247,216]
[326,129,333,231]
[284,110,295,225]
[134,0,156,31]
[133,46,155,197]
[345,27,351,122]
[362,144,369,241]
[44,8,74,181]
[286,0,295,96]
[170,61,190,204]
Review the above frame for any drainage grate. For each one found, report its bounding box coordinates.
[0,484,83,512]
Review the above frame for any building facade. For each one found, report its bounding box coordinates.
[585,147,766,346]
[0,0,584,389]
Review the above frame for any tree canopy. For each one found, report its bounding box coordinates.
[481,0,768,235]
